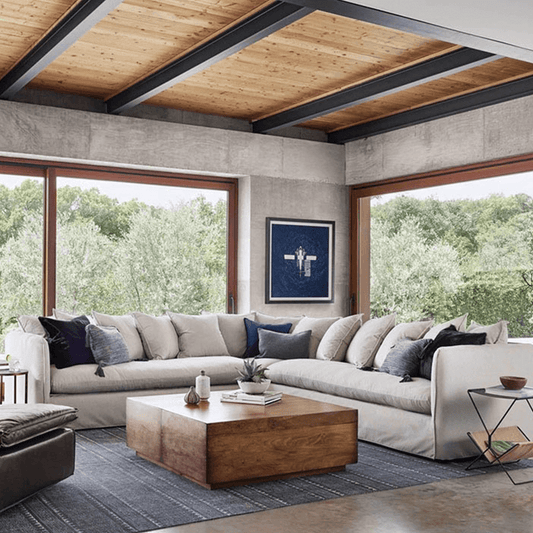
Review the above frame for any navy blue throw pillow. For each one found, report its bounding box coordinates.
[244,318,292,357]
[38,315,95,369]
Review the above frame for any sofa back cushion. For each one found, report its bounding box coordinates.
[423,314,468,339]
[93,311,145,361]
[292,316,341,359]
[316,314,363,361]
[216,313,255,358]
[254,312,302,332]
[132,313,179,360]
[168,312,230,357]
[467,320,508,344]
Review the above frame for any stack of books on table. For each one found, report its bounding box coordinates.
[220,390,282,405]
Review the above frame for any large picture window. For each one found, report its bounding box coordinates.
[0,159,237,345]
[351,155,533,340]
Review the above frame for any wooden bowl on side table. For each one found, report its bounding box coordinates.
[500,376,527,390]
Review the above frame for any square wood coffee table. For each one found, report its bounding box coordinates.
[126,392,358,489]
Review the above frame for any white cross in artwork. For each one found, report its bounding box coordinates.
[284,246,317,277]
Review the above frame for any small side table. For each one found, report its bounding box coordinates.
[0,369,29,404]
[467,385,533,485]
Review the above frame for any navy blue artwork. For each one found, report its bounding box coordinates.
[267,218,334,302]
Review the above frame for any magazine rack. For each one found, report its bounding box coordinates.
[466,386,533,485]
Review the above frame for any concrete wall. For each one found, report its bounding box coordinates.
[0,100,347,317]
[345,95,533,184]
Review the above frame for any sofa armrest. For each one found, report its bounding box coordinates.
[5,330,51,403]
[431,343,533,460]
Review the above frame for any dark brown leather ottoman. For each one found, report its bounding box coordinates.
[0,404,78,512]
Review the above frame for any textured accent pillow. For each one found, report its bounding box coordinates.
[216,313,255,357]
[419,326,487,380]
[132,313,179,360]
[243,318,292,358]
[423,314,468,339]
[345,313,396,368]
[467,320,508,344]
[85,324,130,377]
[258,328,312,360]
[373,319,434,369]
[17,315,47,337]
[38,315,94,369]
[92,311,144,361]
[168,312,230,357]
[316,314,364,361]
[380,338,432,379]
[292,316,341,359]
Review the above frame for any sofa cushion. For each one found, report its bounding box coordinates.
[467,320,508,344]
[132,313,179,360]
[39,315,94,369]
[53,309,96,324]
[50,356,280,394]
[266,359,431,415]
[258,328,311,360]
[316,314,363,361]
[17,315,48,337]
[424,314,468,339]
[373,319,433,369]
[92,312,144,361]
[217,313,255,357]
[292,316,340,359]
[380,338,432,379]
[85,324,131,376]
[346,313,396,368]
[0,404,78,448]
[168,312,230,358]
[254,312,302,332]
[243,318,292,358]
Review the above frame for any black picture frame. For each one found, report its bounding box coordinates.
[266,217,335,303]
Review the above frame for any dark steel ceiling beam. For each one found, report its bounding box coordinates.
[286,0,533,64]
[328,74,533,144]
[253,48,498,133]
[0,0,123,99]
[106,1,314,115]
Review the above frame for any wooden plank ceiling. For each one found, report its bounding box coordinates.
[2,0,533,143]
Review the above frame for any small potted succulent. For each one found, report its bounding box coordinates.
[237,357,271,394]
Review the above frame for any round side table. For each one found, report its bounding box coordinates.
[0,369,29,404]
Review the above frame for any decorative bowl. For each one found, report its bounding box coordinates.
[237,379,271,395]
[500,376,527,390]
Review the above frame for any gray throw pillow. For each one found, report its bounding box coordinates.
[380,338,432,380]
[258,328,312,360]
[85,324,130,377]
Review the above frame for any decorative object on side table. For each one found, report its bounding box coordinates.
[237,357,271,394]
[266,217,335,303]
[500,375,527,390]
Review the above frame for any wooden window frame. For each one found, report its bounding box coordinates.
[0,156,238,315]
[350,152,533,319]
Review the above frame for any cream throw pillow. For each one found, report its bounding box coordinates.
[92,311,144,361]
[373,319,434,369]
[424,314,468,339]
[167,312,230,357]
[132,312,179,360]
[316,314,364,361]
[467,320,508,344]
[292,316,341,359]
[17,315,47,337]
[346,313,396,368]
[216,313,255,357]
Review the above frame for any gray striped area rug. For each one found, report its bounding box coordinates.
[1,427,530,532]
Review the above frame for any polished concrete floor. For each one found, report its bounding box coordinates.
[148,468,533,533]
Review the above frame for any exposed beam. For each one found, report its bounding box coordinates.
[253,48,498,133]
[328,74,533,144]
[106,1,314,115]
[286,0,533,64]
[0,0,123,99]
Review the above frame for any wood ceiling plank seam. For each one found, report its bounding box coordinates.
[0,0,124,99]
[106,1,314,114]
[252,48,499,132]
[327,73,533,143]
[285,0,533,64]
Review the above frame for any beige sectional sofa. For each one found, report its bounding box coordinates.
[5,310,533,461]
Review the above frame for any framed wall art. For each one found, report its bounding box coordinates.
[266,217,335,303]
